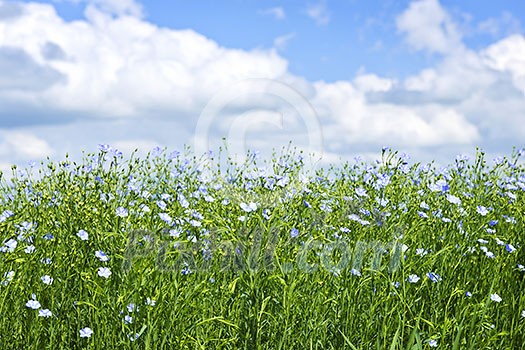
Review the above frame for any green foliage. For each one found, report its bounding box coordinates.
[0,146,524,348]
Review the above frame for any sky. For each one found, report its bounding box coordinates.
[0,0,524,174]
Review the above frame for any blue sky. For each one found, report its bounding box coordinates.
[41,0,524,81]
[0,0,524,173]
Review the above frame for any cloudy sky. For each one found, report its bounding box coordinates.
[0,0,524,173]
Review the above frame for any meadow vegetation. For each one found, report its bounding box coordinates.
[0,145,524,349]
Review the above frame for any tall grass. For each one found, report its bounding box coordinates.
[0,146,524,349]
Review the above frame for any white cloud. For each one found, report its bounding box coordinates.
[305,1,330,26]
[0,0,524,168]
[402,48,497,101]
[312,81,480,147]
[58,0,143,18]
[0,131,54,160]
[0,3,288,118]
[482,35,525,94]
[353,74,395,93]
[396,0,463,54]
[273,33,295,51]
[260,7,285,20]
[478,12,521,38]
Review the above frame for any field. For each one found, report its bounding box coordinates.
[0,146,524,349]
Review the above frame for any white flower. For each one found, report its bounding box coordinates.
[446,194,461,205]
[127,303,138,313]
[128,333,140,341]
[41,275,53,285]
[240,202,258,213]
[97,267,112,279]
[115,207,128,217]
[476,205,489,216]
[415,248,429,256]
[1,270,14,286]
[4,238,17,252]
[77,230,89,241]
[428,339,438,347]
[146,297,156,306]
[355,187,367,197]
[38,309,52,317]
[521,310,525,318]
[490,293,502,303]
[124,315,133,324]
[407,274,420,283]
[350,269,361,276]
[158,213,172,224]
[495,238,505,246]
[95,250,109,262]
[79,327,93,338]
[24,245,36,254]
[26,299,41,309]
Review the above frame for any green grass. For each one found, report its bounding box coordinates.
[0,146,524,349]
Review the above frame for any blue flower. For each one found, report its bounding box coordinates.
[430,179,449,192]
[417,211,428,219]
[43,233,54,240]
[505,244,516,253]
[290,228,299,238]
[115,207,128,217]
[98,144,111,152]
[168,150,180,159]
[158,213,172,225]
[0,210,14,223]
[426,272,441,283]
[127,303,138,313]
[95,250,109,262]
[178,194,190,208]
[476,206,489,216]
[355,187,367,197]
